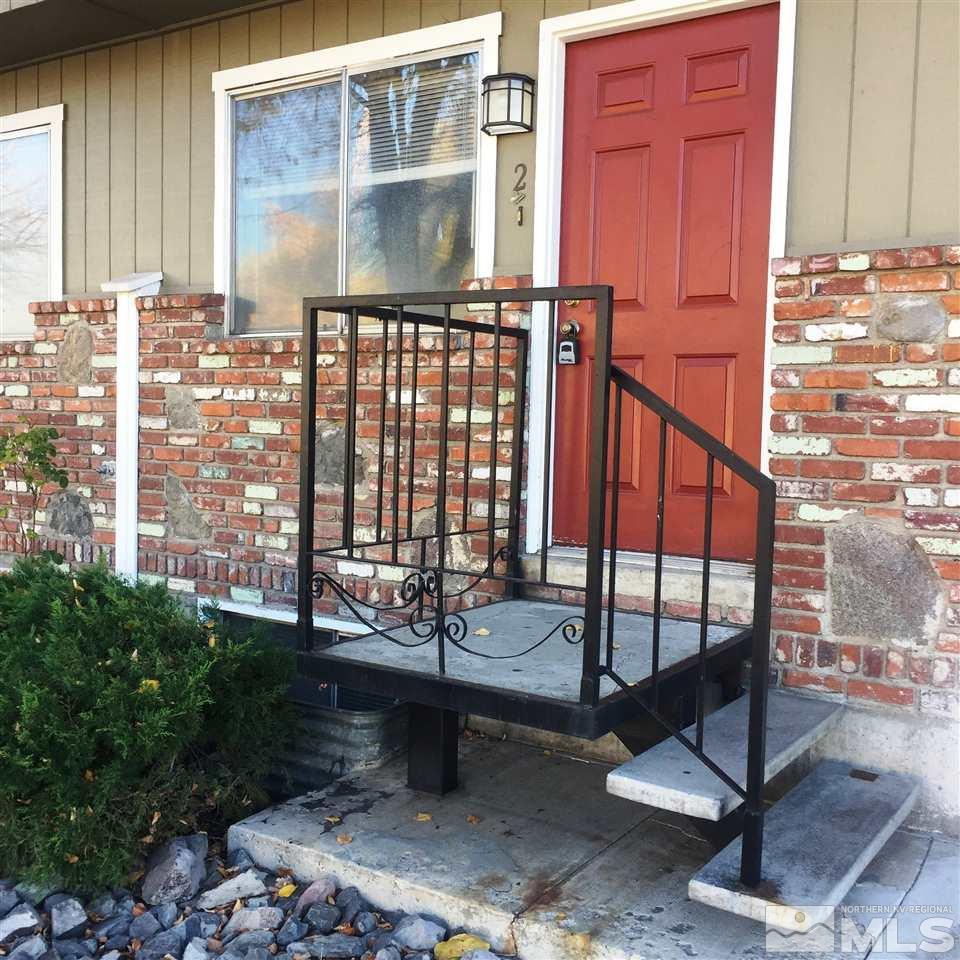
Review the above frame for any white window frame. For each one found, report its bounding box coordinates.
[0,103,63,341]
[212,13,501,336]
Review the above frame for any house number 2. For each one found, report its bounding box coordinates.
[512,163,527,226]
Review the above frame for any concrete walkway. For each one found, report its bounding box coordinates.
[231,737,959,959]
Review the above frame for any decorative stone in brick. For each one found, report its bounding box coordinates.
[165,475,212,540]
[315,426,368,488]
[165,385,200,430]
[59,321,94,384]
[829,515,943,645]
[876,295,946,342]
[47,491,94,540]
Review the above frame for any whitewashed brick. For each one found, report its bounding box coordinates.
[223,387,257,401]
[153,371,181,383]
[139,416,168,429]
[92,355,117,368]
[945,490,960,508]
[4,385,28,397]
[77,413,105,427]
[872,462,937,482]
[168,577,196,593]
[948,318,960,338]
[904,488,938,507]
[242,501,263,515]
[199,354,230,368]
[874,368,940,387]
[281,371,302,385]
[138,522,165,537]
[797,504,856,523]
[78,385,105,397]
[33,342,57,354]
[804,322,869,342]
[838,252,870,271]
[769,435,832,456]
[337,561,376,578]
[244,483,278,500]
[771,345,833,365]
[249,419,282,435]
[255,533,288,550]
[230,586,263,604]
[192,387,222,400]
[904,394,960,413]
[917,537,960,556]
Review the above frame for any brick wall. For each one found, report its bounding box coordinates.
[769,244,960,717]
[0,299,117,563]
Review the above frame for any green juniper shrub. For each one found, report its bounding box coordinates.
[0,555,297,892]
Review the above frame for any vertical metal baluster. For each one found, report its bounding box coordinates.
[375,316,388,541]
[407,318,419,538]
[507,331,528,598]
[296,303,319,653]
[462,331,476,534]
[418,536,427,621]
[436,304,452,675]
[391,308,403,563]
[342,308,359,556]
[651,418,667,710]
[488,302,502,571]
[539,300,557,585]
[696,454,715,752]
[605,384,623,670]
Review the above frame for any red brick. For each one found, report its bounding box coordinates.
[803,369,870,389]
[770,414,798,433]
[835,438,900,457]
[870,416,938,436]
[774,301,835,321]
[771,393,832,411]
[847,679,915,706]
[908,655,932,685]
[945,418,960,437]
[904,440,960,460]
[812,275,875,296]
[773,324,801,343]
[802,415,866,434]
[905,343,938,363]
[783,669,842,693]
[817,640,838,668]
[905,245,943,267]
[941,294,960,315]
[933,560,960,580]
[862,645,885,677]
[795,635,816,667]
[769,457,799,475]
[775,524,825,545]
[840,297,872,318]
[836,394,899,413]
[800,459,865,479]
[771,611,822,635]
[943,343,960,362]
[775,279,804,297]
[775,546,825,568]
[802,253,838,273]
[840,643,861,673]
[878,271,950,292]
[774,567,826,590]
[834,344,901,364]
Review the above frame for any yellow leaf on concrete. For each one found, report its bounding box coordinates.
[465,814,481,825]
[434,933,490,959]
[472,628,490,636]
[277,883,296,898]
[335,834,353,845]
[415,812,433,822]
[324,815,342,825]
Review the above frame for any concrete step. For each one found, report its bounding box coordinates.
[605,690,843,819]
[688,760,920,932]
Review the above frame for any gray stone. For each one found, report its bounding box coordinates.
[59,322,94,384]
[13,884,55,906]
[182,937,209,960]
[138,927,187,960]
[8,935,47,960]
[353,912,376,936]
[85,894,115,919]
[606,690,842,819]
[243,896,270,909]
[101,934,129,952]
[315,427,367,488]
[689,760,919,931]
[294,877,335,918]
[184,912,220,941]
[91,916,128,938]
[228,931,275,955]
[304,903,340,935]
[129,911,162,941]
[829,515,944,644]
[165,386,199,431]
[243,948,272,960]
[0,890,19,919]
[50,899,88,939]
[390,916,445,951]
[97,460,116,479]
[461,952,499,960]
[164,475,212,541]
[221,907,283,941]
[142,834,208,906]
[276,917,308,948]
[100,951,124,960]
[150,902,178,929]
[226,849,254,871]
[0,904,40,943]
[876,295,946,342]
[373,948,401,960]
[289,934,363,958]
[50,941,89,960]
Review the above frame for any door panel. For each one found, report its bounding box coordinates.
[553,4,778,560]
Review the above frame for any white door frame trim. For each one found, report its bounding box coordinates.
[525,0,796,555]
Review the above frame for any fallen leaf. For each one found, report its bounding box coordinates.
[129,940,142,953]
[277,883,296,899]
[335,834,353,845]
[206,939,222,954]
[232,900,243,913]
[414,812,433,822]
[473,627,490,636]
[276,867,294,877]
[131,903,147,917]
[151,811,161,826]
[83,769,95,782]
[64,853,79,864]
[137,678,160,694]
[555,911,568,921]
[323,815,342,825]
[612,642,622,651]
[335,924,356,936]
[466,814,481,825]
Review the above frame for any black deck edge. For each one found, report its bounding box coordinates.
[297,627,753,740]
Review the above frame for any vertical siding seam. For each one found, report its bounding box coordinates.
[841,0,859,245]
[187,28,193,287]
[107,50,112,285]
[83,54,88,293]
[905,0,922,238]
[160,44,164,282]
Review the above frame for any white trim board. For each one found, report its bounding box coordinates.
[211,13,501,335]
[0,103,63,342]
[525,0,796,555]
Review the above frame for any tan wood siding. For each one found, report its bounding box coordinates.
[788,0,959,254]
[0,0,956,297]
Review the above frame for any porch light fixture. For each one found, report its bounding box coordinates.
[480,73,535,135]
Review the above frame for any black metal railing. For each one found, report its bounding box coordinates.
[296,284,775,888]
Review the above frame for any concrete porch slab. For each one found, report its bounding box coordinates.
[230,738,955,959]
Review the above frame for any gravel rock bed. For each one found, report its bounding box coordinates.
[0,837,509,960]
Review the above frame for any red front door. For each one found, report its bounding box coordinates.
[553,5,778,561]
